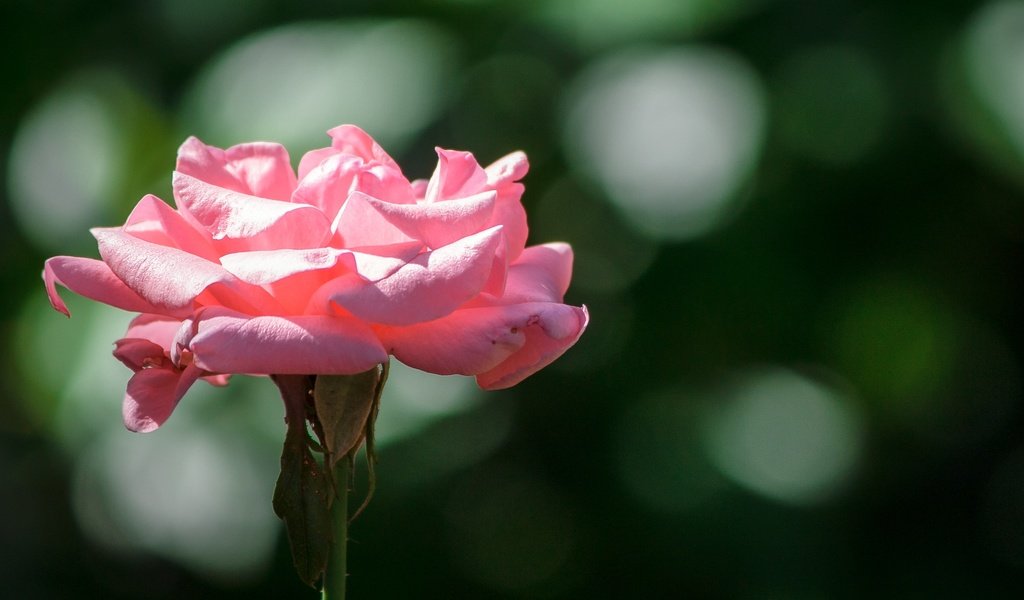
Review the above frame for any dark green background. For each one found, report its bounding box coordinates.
[3,0,1024,597]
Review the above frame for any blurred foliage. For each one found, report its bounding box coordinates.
[3,0,1024,598]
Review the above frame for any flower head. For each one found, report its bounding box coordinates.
[44,125,588,432]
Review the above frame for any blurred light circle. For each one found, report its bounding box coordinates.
[72,424,280,581]
[374,360,482,445]
[7,72,125,251]
[563,46,766,241]
[701,368,864,505]
[774,44,888,166]
[183,20,458,155]
[964,1,1024,163]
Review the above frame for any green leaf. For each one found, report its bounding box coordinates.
[314,367,382,470]
[271,375,332,589]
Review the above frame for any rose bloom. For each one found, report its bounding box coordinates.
[44,126,588,432]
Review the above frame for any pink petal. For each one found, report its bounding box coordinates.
[43,256,162,317]
[220,247,359,314]
[484,150,529,187]
[219,247,357,285]
[363,190,496,249]
[476,304,589,389]
[113,338,167,371]
[93,229,279,315]
[123,363,203,432]
[180,307,388,375]
[293,154,415,223]
[292,153,363,219]
[123,314,184,352]
[176,137,297,201]
[123,194,218,261]
[491,183,529,261]
[297,147,339,181]
[499,243,574,304]
[332,191,417,248]
[424,148,488,202]
[348,242,424,280]
[378,302,588,385]
[327,124,401,170]
[173,172,331,253]
[410,178,429,199]
[327,226,505,325]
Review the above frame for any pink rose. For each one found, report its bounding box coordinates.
[44,125,588,433]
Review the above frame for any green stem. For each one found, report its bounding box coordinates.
[323,458,349,600]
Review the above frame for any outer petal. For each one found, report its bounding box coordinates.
[113,338,167,371]
[173,172,331,252]
[123,314,183,351]
[179,307,387,375]
[490,183,529,261]
[176,137,297,201]
[499,243,574,304]
[327,226,505,325]
[44,256,162,317]
[123,363,203,433]
[93,229,279,315]
[363,190,496,249]
[122,194,217,261]
[378,302,588,386]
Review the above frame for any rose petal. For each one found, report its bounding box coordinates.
[485,150,529,187]
[499,243,574,304]
[378,302,588,386]
[424,148,488,202]
[476,304,588,389]
[176,137,297,201]
[219,247,358,285]
[113,338,167,371]
[93,229,279,315]
[173,172,331,252]
[123,194,217,261]
[491,183,529,261]
[327,226,505,325]
[44,256,162,317]
[123,314,184,352]
[297,147,339,181]
[123,363,203,433]
[291,153,363,219]
[327,124,401,170]
[363,190,496,249]
[180,307,388,375]
[220,247,359,314]
[332,191,417,248]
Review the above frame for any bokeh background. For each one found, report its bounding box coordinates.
[3,0,1024,597]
